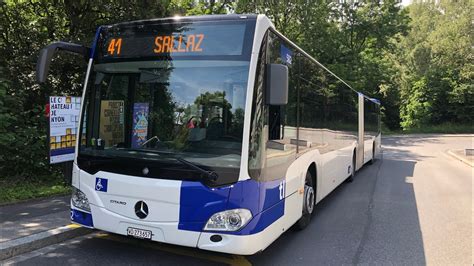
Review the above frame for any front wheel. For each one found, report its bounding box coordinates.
[295,171,315,230]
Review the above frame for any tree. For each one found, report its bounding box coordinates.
[170,0,233,15]
[237,0,409,130]
[395,1,473,130]
[0,1,172,178]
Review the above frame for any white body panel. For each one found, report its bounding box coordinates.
[80,170,181,222]
[364,138,375,164]
[89,205,201,247]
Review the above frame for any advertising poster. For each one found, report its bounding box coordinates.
[49,96,81,164]
[99,100,125,147]
[132,103,149,148]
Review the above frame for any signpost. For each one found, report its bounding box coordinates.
[49,96,81,164]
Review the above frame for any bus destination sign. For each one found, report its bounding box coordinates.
[106,34,205,57]
[99,23,248,60]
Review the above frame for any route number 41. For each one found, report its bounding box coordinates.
[108,38,122,55]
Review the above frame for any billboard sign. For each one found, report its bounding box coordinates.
[49,96,81,164]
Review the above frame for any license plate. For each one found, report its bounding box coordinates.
[127,227,152,240]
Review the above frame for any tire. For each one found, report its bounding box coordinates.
[346,152,356,183]
[295,171,315,230]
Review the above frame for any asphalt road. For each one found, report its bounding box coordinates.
[4,135,473,265]
[0,196,71,242]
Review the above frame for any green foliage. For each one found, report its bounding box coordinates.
[395,1,473,130]
[237,0,409,130]
[0,174,71,204]
[400,77,431,129]
[0,1,172,179]
[383,122,474,135]
[0,0,232,179]
[171,0,233,15]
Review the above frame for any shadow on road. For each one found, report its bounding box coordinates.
[355,157,426,264]
[248,148,426,265]
[0,196,70,223]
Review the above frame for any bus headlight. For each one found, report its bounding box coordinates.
[204,209,252,231]
[71,188,91,212]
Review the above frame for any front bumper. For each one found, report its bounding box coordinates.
[71,204,281,255]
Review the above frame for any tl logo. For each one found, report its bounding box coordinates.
[279,180,286,200]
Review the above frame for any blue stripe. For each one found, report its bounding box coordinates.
[178,178,285,235]
[71,209,94,227]
[51,147,75,156]
[178,181,230,231]
[90,26,102,59]
[233,197,284,235]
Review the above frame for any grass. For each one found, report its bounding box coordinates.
[382,123,474,135]
[0,175,71,205]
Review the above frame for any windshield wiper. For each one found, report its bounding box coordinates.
[109,147,218,182]
[174,157,219,182]
[140,136,160,147]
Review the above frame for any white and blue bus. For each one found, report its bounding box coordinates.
[37,14,380,255]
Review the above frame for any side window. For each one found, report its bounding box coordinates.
[248,31,298,181]
[267,32,298,142]
[326,78,358,150]
[297,58,358,154]
[364,98,380,137]
[263,32,297,181]
[298,57,325,153]
[248,33,267,179]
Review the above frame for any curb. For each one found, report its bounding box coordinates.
[385,134,474,138]
[0,224,92,261]
[447,150,474,168]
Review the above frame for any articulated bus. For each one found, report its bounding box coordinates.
[37,14,380,255]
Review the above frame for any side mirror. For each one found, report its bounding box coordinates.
[266,64,288,105]
[36,42,91,83]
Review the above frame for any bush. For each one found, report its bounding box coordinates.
[0,67,59,178]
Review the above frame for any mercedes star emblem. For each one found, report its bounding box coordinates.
[134,201,149,219]
[142,167,149,175]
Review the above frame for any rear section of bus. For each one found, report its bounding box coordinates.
[68,15,286,255]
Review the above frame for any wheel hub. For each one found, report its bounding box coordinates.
[304,185,315,214]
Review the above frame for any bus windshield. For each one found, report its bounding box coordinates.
[80,60,249,170]
[78,19,255,184]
